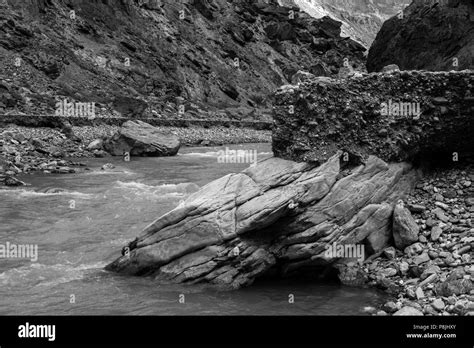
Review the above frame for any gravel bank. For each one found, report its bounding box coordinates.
[0,125,272,186]
[73,125,272,146]
[340,165,474,316]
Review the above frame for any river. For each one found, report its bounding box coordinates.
[0,143,387,315]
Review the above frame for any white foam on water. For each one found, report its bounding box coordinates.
[114,181,200,197]
[0,189,93,199]
[115,181,173,190]
[0,261,107,287]
[83,169,135,176]
[181,151,273,157]
[180,151,221,157]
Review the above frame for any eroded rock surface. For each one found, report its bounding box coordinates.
[106,152,419,288]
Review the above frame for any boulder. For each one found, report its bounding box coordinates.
[60,120,81,142]
[4,175,27,186]
[382,301,398,313]
[104,120,181,157]
[381,64,399,73]
[87,139,104,151]
[336,263,368,287]
[101,163,115,170]
[106,152,419,288]
[392,201,419,249]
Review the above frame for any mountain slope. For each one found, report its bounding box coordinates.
[0,0,365,121]
[367,0,474,72]
[280,0,411,48]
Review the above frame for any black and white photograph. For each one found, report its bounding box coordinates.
[0,0,472,346]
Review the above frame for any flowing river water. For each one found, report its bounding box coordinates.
[0,143,387,315]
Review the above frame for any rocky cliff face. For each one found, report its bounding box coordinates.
[280,0,411,48]
[367,0,474,72]
[0,0,365,120]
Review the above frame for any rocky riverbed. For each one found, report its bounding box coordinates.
[346,165,474,316]
[0,124,271,186]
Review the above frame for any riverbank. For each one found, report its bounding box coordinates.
[0,124,272,186]
[72,125,272,147]
[359,165,474,316]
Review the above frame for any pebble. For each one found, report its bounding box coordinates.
[414,253,430,265]
[431,226,443,241]
[405,243,423,256]
[393,307,424,316]
[415,287,425,299]
[432,299,445,311]
[399,261,409,274]
[435,201,449,210]
[428,250,439,259]
[426,218,437,227]
[418,273,438,287]
[382,301,398,313]
[433,208,449,222]
[379,268,398,278]
[383,247,396,260]
[439,251,451,258]
[408,204,426,213]
[406,288,416,300]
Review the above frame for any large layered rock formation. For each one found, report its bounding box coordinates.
[106,153,419,288]
[0,0,365,120]
[367,0,474,72]
[273,71,474,164]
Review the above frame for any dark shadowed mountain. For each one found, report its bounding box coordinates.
[367,0,474,72]
[279,0,411,48]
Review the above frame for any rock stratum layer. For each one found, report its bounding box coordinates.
[106,153,420,288]
[0,0,365,120]
[272,70,474,164]
[367,0,474,72]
